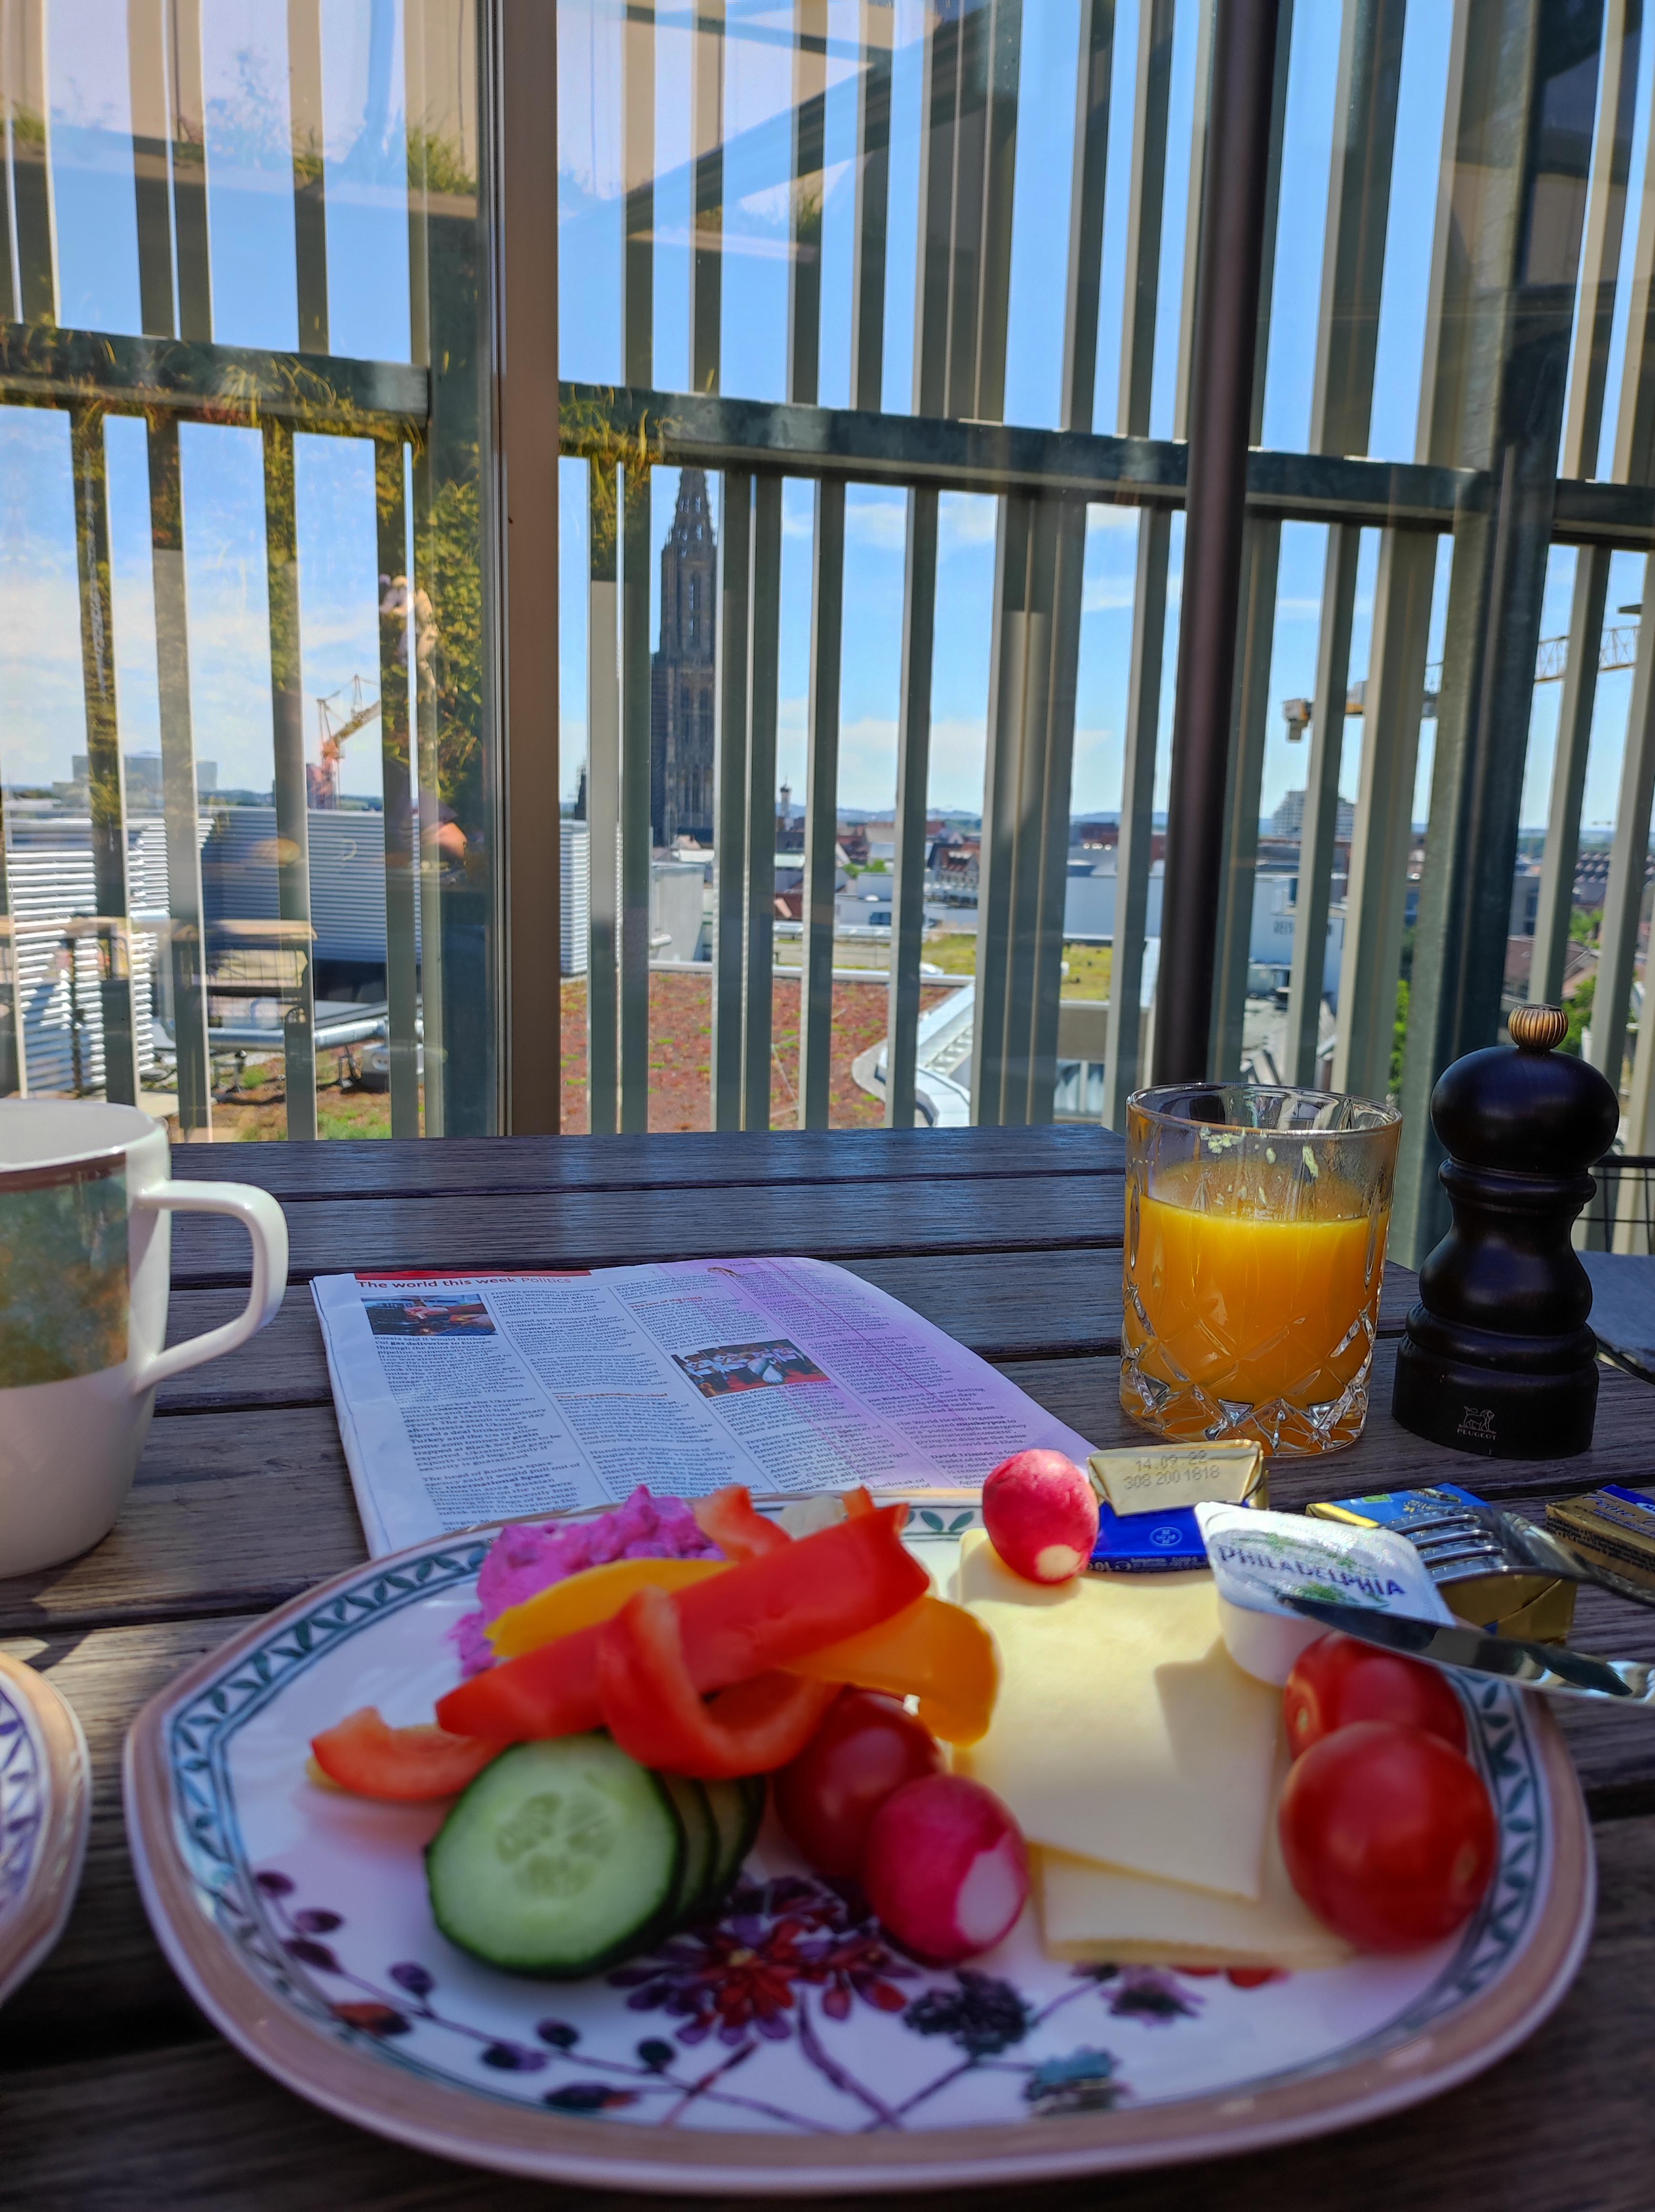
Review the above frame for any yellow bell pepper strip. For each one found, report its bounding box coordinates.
[597,1586,842,1778]
[488,1555,726,1659]
[788,1596,999,1746]
[310,1709,505,1801]
[436,1502,925,1742]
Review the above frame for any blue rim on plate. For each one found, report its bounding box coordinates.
[123,1503,1596,2193]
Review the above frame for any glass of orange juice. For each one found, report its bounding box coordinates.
[1121,1086,1402,1457]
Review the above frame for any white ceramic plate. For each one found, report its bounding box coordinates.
[0,1649,90,2009]
[125,1500,1594,2193]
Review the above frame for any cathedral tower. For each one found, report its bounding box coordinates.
[650,469,717,845]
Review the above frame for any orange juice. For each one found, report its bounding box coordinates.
[1124,1158,1386,1421]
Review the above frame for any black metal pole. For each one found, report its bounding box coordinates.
[1152,0,1280,1086]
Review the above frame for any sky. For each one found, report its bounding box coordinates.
[1,0,1650,841]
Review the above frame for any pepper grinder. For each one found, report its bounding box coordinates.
[1390,1004,1620,1459]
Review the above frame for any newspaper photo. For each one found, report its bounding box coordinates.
[313,1255,1095,1556]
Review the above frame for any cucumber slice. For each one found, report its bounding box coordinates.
[702,1773,766,1911]
[427,1735,683,1976]
[662,1774,716,1923]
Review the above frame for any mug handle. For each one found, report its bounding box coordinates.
[128,1181,290,1395]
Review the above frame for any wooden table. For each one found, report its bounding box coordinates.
[4,1124,1653,2212]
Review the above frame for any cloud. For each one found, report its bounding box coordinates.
[844,495,908,551]
[938,495,998,554]
[1083,576,1135,614]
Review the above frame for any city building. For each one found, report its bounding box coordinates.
[649,468,717,846]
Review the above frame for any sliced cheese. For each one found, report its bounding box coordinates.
[1035,1746,1354,1970]
[954,1529,1278,1902]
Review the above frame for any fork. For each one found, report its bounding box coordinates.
[1400,1502,1655,1615]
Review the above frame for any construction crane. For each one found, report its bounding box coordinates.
[308,676,382,806]
[1282,624,1641,740]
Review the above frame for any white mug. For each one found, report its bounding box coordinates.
[0,1101,288,1577]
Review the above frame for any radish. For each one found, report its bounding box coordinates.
[982,1448,1099,1584]
[862,1774,1029,1964]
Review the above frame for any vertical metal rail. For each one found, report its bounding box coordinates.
[376,439,420,1136]
[1171,0,1216,444]
[1532,0,1640,1009]
[789,1,826,409]
[1333,528,1436,1103]
[1061,0,1115,438]
[1211,519,1283,1078]
[1101,0,1175,1132]
[1286,522,1359,1084]
[743,476,783,1130]
[262,417,317,1140]
[1394,0,1601,1263]
[586,463,620,1136]
[1209,1,1291,1080]
[885,489,939,1129]
[148,415,211,1137]
[288,0,329,354]
[0,776,21,1095]
[128,0,177,338]
[691,0,724,394]
[169,0,212,337]
[495,0,562,1135]
[797,478,844,1128]
[711,472,752,1130]
[1590,605,1655,1099]
[70,406,139,1106]
[618,463,652,1132]
[623,1,654,390]
[850,0,892,413]
[1154,0,1280,1084]
[3,0,57,321]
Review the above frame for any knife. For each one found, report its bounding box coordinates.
[1280,1592,1655,1709]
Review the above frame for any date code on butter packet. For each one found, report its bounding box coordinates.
[1087,1442,1266,1518]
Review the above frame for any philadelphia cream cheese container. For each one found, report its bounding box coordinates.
[1195,1504,1455,1686]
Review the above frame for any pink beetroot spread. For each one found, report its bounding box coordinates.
[450,1486,722,1676]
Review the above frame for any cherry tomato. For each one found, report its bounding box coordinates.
[1279,1720,1498,1951]
[773,1689,941,1877]
[1283,1633,1467,1761]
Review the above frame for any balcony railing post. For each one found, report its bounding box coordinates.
[1154,0,1280,1083]
[3,0,57,322]
[586,462,620,1136]
[147,412,212,1137]
[288,0,329,356]
[1393,0,1601,1265]
[712,472,753,1131]
[1211,517,1282,1078]
[797,479,844,1129]
[885,487,939,1129]
[1285,522,1359,1086]
[691,0,725,395]
[0,783,21,1095]
[262,415,318,1139]
[850,1,892,413]
[1532,546,1611,1006]
[743,474,783,1131]
[789,2,826,410]
[376,438,421,1137]
[619,461,653,1133]
[1585,595,1655,1098]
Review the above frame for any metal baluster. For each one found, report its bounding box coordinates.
[885,487,939,1128]
[790,1,826,409]
[71,405,139,1106]
[691,0,724,394]
[0,773,21,1093]
[973,495,1034,1125]
[712,472,752,1130]
[1211,518,1282,1079]
[1532,0,1639,1010]
[744,476,783,1130]
[1101,0,1175,1132]
[1171,0,1216,444]
[409,454,445,1137]
[263,416,317,1139]
[1062,0,1115,439]
[1333,527,1436,1103]
[1394,0,1600,1263]
[168,0,212,338]
[4,0,56,322]
[288,0,328,355]
[376,438,420,1137]
[797,478,843,1128]
[1585,588,1655,1101]
[128,0,176,338]
[619,461,652,1133]
[148,415,211,1137]
[587,462,620,1136]
[623,0,654,389]
[850,0,892,414]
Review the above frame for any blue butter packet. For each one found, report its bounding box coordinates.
[1307,1483,1484,1534]
[1088,1498,1207,1573]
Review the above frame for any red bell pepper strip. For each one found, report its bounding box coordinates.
[437,1502,923,1742]
[311,1708,505,1801]
[691,1485,790,1560]
[596,1587,840,1777]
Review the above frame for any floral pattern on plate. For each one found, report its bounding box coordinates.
[154,1514,1557,2140]
[0,1672,46,1921]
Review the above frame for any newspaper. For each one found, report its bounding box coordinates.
[312,1255,1094,1556]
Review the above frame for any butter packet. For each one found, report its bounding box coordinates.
[1085,1445,1266,1577]
[1195,1504,1454,1687]
[1546,1485,1655,1592]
